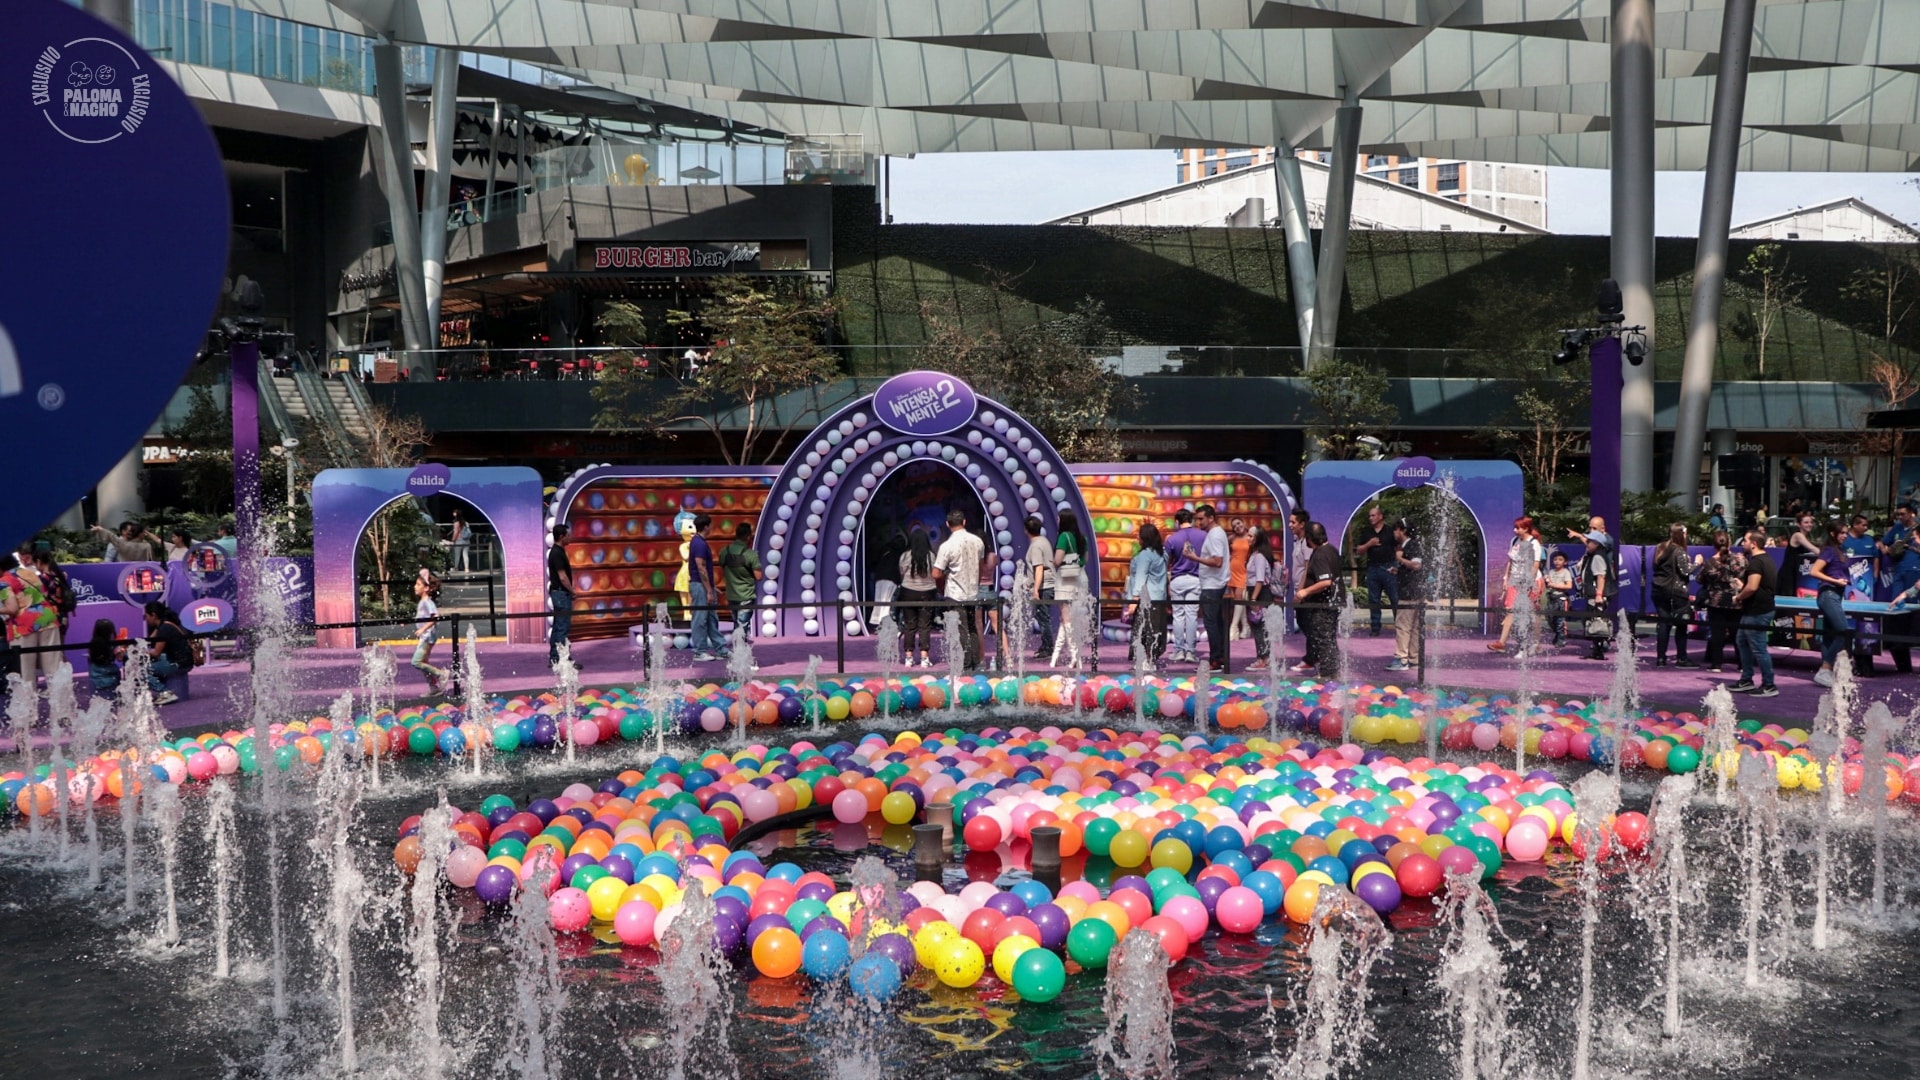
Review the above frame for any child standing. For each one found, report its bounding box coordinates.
[412,573,450,695]
[1543,550,1574,648]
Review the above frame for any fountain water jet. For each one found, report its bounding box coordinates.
[1860,700,1896,921]
[149,782,182,946]
[46,662,77,858]
[203,776,237,978]
[727,628,755,745]
[313,698,367,1071]
[1092,930,1175,1080]
[875,616,900,723]
[461,626,489,776]
[1569,770,1620,1080]
[505,886,567,1079]
[658,882,738,1080]
[1648,771,1698,1039]
[942,608,964,721]
[554,642,580,763]
[1435,872,1525,1079]
[408,798,457,1078]
[1273,886,1391,1080]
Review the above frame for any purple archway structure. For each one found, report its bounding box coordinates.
[1303,459,1525,618]
[758,372,1096,638]
[311,466,547,647]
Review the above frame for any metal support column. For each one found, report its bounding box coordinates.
[1668,0,1757,503]
[372,41,431,353]
[1307,103,1362,371]
[1272,142,1318,357]
[419,48,460,380]
[1612,0,1657,493]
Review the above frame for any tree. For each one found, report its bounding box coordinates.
[1841,252,1920,348]
[915,296,1139,462]
[1860,356,1918,497]
[591,277,840,465]
[352,406,433,617]
[1299,357,1398,461]
[1734,244,1804,377]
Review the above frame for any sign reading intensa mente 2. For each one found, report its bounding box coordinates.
[874,371,978,437]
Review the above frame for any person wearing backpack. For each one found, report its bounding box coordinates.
[720,522,763,641]
[33,544,74,636]
[140,601,193,705]
[1651,523,1702,667]
[1577,530,1616,660]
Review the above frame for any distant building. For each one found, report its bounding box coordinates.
[1729,197,1920,243]
[1177,149,1548,230]
[1058,152,1547,234]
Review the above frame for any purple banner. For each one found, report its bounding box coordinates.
[874,371,977,437]
[1588,336,1623,549]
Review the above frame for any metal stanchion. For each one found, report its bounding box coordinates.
[1029,824,1062,893]
[911,823,945,883]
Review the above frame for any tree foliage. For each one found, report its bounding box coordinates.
[1732,244,1805,378]
[914,295,1139,463]
[1299,358,1398,461]
[352,405,434,618]
[591,278,841,465]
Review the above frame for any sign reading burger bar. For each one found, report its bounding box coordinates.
[580,241,761,272]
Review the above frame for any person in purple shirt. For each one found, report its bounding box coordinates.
[687,513,729,661]
[1164,508,1205,664]
[1808,521,1851,688]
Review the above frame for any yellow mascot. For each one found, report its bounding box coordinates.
[673,511,697,622]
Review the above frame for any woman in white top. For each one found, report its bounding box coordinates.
[1050,518,1089,668]
[1491,516,1545,653]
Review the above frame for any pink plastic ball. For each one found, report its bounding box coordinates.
[186,752,218,782]
[571,719,600,747]
[740,789,780,822]
[1470,723,1501,752]
[700,707,728,733]
[549,887,593,933]
[211,745,240,774]
[614,900,657,946]
[1505,819,1550,862]
[1213,885,1264,934]
[1158,693,1186,718]
[1160,894,1211,945]
[1437,844,1483,879]
[831,789,869,824]
[445,845,487,889]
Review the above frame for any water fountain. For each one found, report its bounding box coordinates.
[72,696,110,887]
[942,608,964,721]
[1130,618,1150,728]
[1860,700,1896,921]
[114,652,158,920]
[1605,611,1640,780]
[1264,601,1285,741]
[360,641,397,720]
[149,781,182,946]
[1092,930,1175,1080]
[875,616,900,723]
[727,629,756,745]
[46,662,76,859]
[1008,564,1033,682]
[1735,749,1780,987]
[314,696,368,1070]
[800,655,822,733]
[645,602,675,753]
[1702,685,1738,805]
[462,625,489,776]
[1435,872,1524,1079]
[1191,655,1211,735]
[1648,771,1698,1039]
[408,798,458,1077]
[1273,886,1391,1080]
[555,642,580,763]
[203,776,237,979]
[10,674,39,845]
[505,886,566,1078]
[244,541,298,1022]
[658,881,738,1080]
[1568,769,1619,1080]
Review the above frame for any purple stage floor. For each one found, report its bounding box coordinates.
[5,616,1904,750]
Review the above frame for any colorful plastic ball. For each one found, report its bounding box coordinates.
[1666,744,1701,774]
[1612,811,1651,851]
[1139,914,1189,963]
[1011,943,1067,1002]
[849,952,902,1001]
[752,926,804,978]
[587,875,630,922]
[1395,853,1444,898]
[1214,885,1265,934]
[1149,838,1194,875]
[802,930,852,981]
[475,864,519,906]
[549,887,592,933]
[614,900,657,946]
[1282,877,1323,924]
[831,789,869,824]
[964,814,1003,852]
[880,791,918,826]
[492,724,522,752]
[934,937,987,988]
[1504,819,1550,863]
[1108,829,1149,869]
[1353,870,1402,915]
[445,845,487,889]
[991,934,1040,984]
[1066,916,1118,969]
[1159,894,1210,945]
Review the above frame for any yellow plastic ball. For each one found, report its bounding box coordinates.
[992,933,1039,984]
[880,791,918,826]
[1109,829,1149,868]
[587,875,630,922]
[1149,838,1193,875]
[935,937,986,988]
[913,921,960,968]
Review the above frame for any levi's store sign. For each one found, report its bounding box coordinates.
[584,241,761,272]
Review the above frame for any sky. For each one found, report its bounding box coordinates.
[886,150,1920,236]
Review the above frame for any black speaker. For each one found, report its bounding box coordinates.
[1717,453,1763,488]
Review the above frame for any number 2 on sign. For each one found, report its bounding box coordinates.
[937,379,958,409]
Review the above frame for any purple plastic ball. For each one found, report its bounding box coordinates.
[1195,875,1230,914]
[1354,870,1403,915]
[868,932,916,975]
[797,881,836,904]
[558,853,599,884]
[474,864,518,907]
[1028,902,1071,950]
[711,913,746,954]
[984,891,1028,919]
[746,913,789,946]
[598,855,636,885]
[527,799,560,824]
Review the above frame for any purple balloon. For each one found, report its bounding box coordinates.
[712,914,746,954]
[1354,871,1403,915]
[474,864,518,907]
[868,932,916,975]
[559,853,599,884]
[984,891,1028,919]
[801,915,847,942]
[797,881,836,904]
[712,895,750,927]
[1111,876,1152,898]
[598,855,636,884]
[1195,875,1230,914]
[527,799,560,824]
[1028,903,1071,950]
[746,913,790,946]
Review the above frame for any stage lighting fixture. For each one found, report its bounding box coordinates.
[1596,278,1624,325]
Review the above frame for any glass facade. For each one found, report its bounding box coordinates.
[131,0,435,97]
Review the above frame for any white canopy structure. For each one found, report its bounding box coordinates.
[228,0,1920,497]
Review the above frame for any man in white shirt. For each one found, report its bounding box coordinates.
[933,509,986,669]
[1191,503,1232,669]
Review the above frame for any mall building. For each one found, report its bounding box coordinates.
[81,0,1920,531]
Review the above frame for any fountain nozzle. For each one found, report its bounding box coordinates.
[911,824,946,882]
